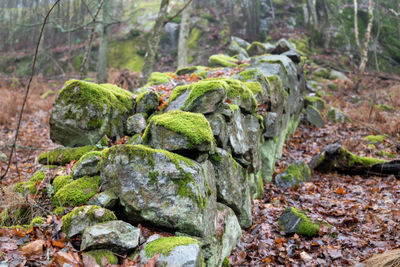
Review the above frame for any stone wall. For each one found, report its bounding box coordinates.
[32,38,305,266]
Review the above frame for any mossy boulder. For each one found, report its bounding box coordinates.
[210,148,252,229]
[208,54,238,68]
[227,41,249,58]
[81,220,144,253]
[275,161,311,189]
[61,205,117,238]
[126,113,147,135]
[306,106,325,128]
[231,36,250,49]
[147,72,173,85]
[279,207,320,237]
[140,236,204,267]
[271,39,295,55]
[326,107,351,123]
[37,145,102,166]
[100,144,217,237]
[72,151,102,179]
[166,80,228,114]
[143,111,215,154]
[246,42,268,56]
[304,96,326,110]
[50,80,133,147]
[234,68,270,103]
[312,68,330,79]
[14,169,47,195]
[82,250,119,266]
[53,176,100,207]
[135,91,159,115]
[53,175,73,194]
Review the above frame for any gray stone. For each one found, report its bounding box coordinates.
[136,91,159,115]
[100,145,217,237]
[271,39,295,55]
[61,205,117,238]
[82,250,118,266]
[247,42,268,56]
[282,50,301,64]
[126,113,147,135]
[275,161,311,189]
[260,138,278,182]
[329,70,351,82]
[140,236,204,267]
[50,80,133,147]
[81,220,144,253]
[87,191,119,209]
[72,151,101,179]
[306,106,325,128]
[244,114,262,173]
[211,148,252,229]
[228,41,249,58]
[248,172,264,199]
[326,107,351,123]
[227,109,250,156]
[206,113,229,149]
[231,36,250,49]
[279,207,320,237]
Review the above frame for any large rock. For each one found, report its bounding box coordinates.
[275,161,311,189]
[100,145,217,237]
[306,106,325,128]
[125,113,147,135]
[210,148,252,229]
[61,205,117,238]
[81,220,144,253]
[50,80,133,147]
[140,236,204,267]
[271,39,295,55]
[143,110,215,155]
[72,151,102,179]
[135,91,159,115]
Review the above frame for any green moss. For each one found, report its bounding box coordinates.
[304,96,326,110]
[53,207,65,216]
[145,236,199,258]
[228,104,239,112]
[175,66,198,76]
[37,145,102,166]
[61,205,116,234]
[29,217,45,227]
[289,37,309,55]
[185,80,228,108]
[222,257,230,267]
[245,81,263,95]
[14,170,46,194]
[53,175,74,194]
[108,38,145,72]
[188,28,202,50]
[142,110,215,147]
[313,68,330,79]
[328,83,339,91]
[246,41,267,55]
[208,54,238,68]
[343,148,386,167]
[0,206,31,227]
[53,176,100,207]
[377,151,396,158]
[147,72,172,85]
[280,163,310,183]
[210,152,223,163]
[364,135,386,144]
[85,250,118,265]
[375,104,395,112]
[284,207,319,237]
[168,84,191,103]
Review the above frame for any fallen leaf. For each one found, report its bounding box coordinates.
[300,251,312,261]
[52,251,82,266]
[21,240,45,256]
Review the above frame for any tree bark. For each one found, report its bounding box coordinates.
[359,0,374,74]
[177,0,193,69]
[139,0,170,87]
[97,0,111,83]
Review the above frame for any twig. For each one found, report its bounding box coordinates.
[0,0,61,182]
[25,195,52,215]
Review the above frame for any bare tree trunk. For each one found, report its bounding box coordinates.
[359,0,374,73]
[354,0,361,49]
[177,0,193,69]
[97,0,111,83]
[139,0,170,86]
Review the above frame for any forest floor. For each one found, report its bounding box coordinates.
[0,70,399,266]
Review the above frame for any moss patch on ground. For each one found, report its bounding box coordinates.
[53,176,100,207]
[37,145,102,166]
[147,72,173,85]
[144,236,200,258]
[85,250,119,265]
[364,135,386,144]
[14,170,46,194]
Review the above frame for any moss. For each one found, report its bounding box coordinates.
[61,205,116,234]
[245,81,263,95]
[316,91,325,97]
[364,135,386,144]
[377,151,396,158]
[304,96,326,110]
[144,236,199,258]
[280,163,310,183]
[375,104,395,112]
[168,84,191,103]
[343,148,386,167]
[108,38,145,72]
[142,110,215,148]
[53,176,101,207]
[53,207,65,216]
[53,175,74,194]
[85,250,118,265]
[328,83,339,91]
[175,66,198,76]
[246,41,267,56]
[14,170,46,194]
[29,217,45,227]
[222,257,230,267]
[313,68,330,79]
[188,28,202,50]
[147,72,172,85]
[228,104,239,112]
[0,206,31,227]
[289,37,309,55]
[368,144,376,150]
[37,145,102,166]
[210,152,222,163]
[281,207,319,237]
[208,54,238,68]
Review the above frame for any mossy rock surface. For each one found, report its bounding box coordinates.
[83,250,119,266]
[279,207,320,237]
[326,107,351,123]
[72,151,102,179]
[304,96,326,110]
[246,42,268,56]
[14,170,47,195]
[53,175,74,194]
[136,91,160,115]
[37,145,101,166]
[50,80,133,147]
[53,176,101,207]
[208,54,238,68]
[275,161,311,189]
[143,110,215,153]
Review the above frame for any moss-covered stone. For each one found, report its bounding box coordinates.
[29,217,45,228]
[275,161,311,189]
[144,236,200,258]
[312,68,330,79]
[53,175,73,194]
[245,81,263,95]
[37,145,101,166]
[364,135,386,144]
[147,72,173,85]
[142,110,215,149]
[208,54,238,68]
[246,41,268,56]
[53,176,100,207]
[53,207,65,216]
[279,207,320,237]
[304,96,326,110]
[14,170,46,194]
[84,250,119,266]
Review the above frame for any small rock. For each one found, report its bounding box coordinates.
[136,91,159,115]
[126,113,147,135]
[87,191,119,209]
[72,151,102,179]
[81,220,144,253]
[271,39,295,55]
[326,107,351,123]
[275,161,311,189]
[306,106,325,128]
[279,207,320,237]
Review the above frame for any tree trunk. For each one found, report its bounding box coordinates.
[139,0,170,86]
[97,0,111,83]
[177,0,193,69]
[359,0,374,74]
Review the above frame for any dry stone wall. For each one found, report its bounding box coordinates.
[30,37,306,266]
